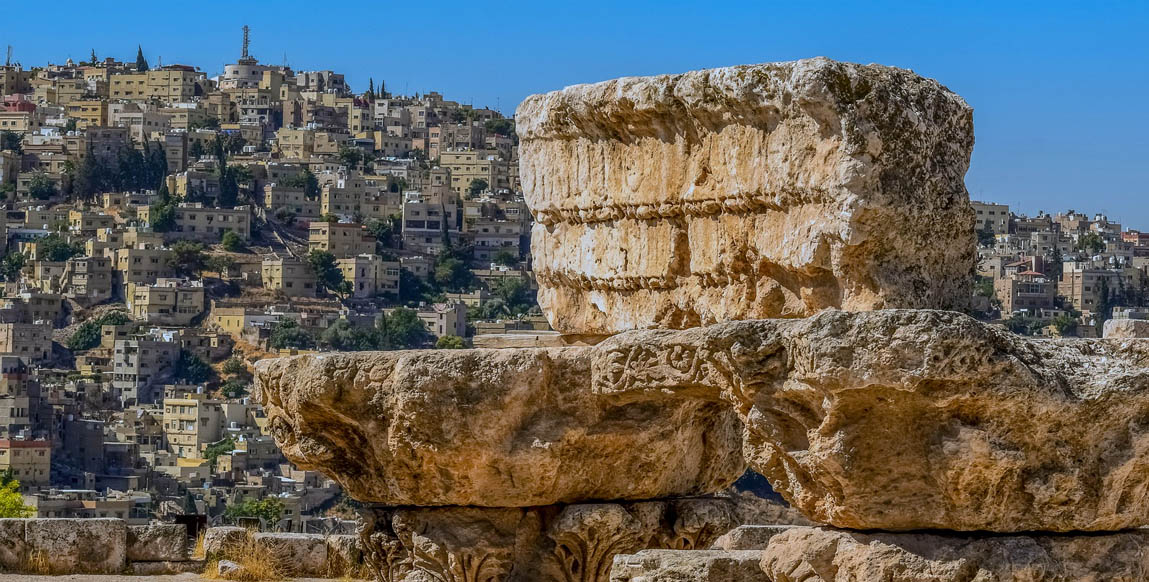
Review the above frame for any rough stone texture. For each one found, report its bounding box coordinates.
[1104,318,1149,338]
[255,349,744,506]
[761,527,1149,581]
[130,560,205,575]
[202,526,246,558]
[326,534,367,577]
[711,525,799,551]
[589,309,1149,532]
[252,533,328,577]
[610,550,768,582]
[0,519,28,571]
[127,524,188,562]
[517,57,975,334]
[24,518,127,574]
[360,498,746,582]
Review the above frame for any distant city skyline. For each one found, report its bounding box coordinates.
[3,0,1147,227]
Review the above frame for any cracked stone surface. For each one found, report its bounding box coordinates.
[517,57,976,334]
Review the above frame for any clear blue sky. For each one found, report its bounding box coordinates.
[3,1,1147,227]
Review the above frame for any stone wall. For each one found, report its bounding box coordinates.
[0,518,367,578]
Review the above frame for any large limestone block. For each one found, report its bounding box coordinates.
[253,532,328,577]
[360,498,746,582]
[202,526,246,558]
[589,309,1149,531]
[761,527,1149,581]
[24,518,127,574]
[1104,318,1149,338]
[127,523,188,562]
[610,550,768,582]
[517,57,976,334]
[255,349,744,506]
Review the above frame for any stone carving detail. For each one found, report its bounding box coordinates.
[591,309,1149,532]
[255,349,745,507]
[355,498,771,582]
[517,57,977,334]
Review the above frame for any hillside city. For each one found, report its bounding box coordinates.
[0,35,1145,532]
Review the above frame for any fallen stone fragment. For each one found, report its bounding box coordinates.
[255,348,745,506]
[610,550,769,582]
[589,309,1149,531]
[517,57,976,334]
[761,527,1149,581]
[203,526,246,558]
[253,532,328,577]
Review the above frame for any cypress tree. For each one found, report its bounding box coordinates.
[135,45,149,72]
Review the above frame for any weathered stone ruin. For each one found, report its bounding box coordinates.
[255,57,1149,581]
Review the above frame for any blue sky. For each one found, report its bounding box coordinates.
[3,1,1147,227]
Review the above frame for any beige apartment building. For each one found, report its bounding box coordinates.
[65,99,108,129]
[308,222,375,258]
[0,439,51,489]
[0,323,52,362]
[262,254,317,297]
[114,247,174,285]
[440,149,511,196]
[337,255,400,298]
[163,395,233,459]
[139,203,251,242]
[127,279,206,326]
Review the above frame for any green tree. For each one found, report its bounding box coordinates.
[269,320,315,350]
[365,217,396,249]
[378,308,430,349]
[491,249,519,267]
[433,256,473,292]
[1005,314,1042,336]
[1052,314,1079,336]
[173,351,213,384]
[27,174,57,200]
[307,250,345,294]
[203,437,236,468]
[205,254,236,276]
[224,497,285,524]
[37,233,82,262]
[135,45,149,72]
[483,118,515,137]
[221,357,248,376]
[319,319,382,351]
[976,228,996,247]
[338,145,364,171]
[220,231,244,252]
[435,335,466,349]
[89,49,98,66]
[220,379,249,398]
[67,311,131,351]
[0,253,25,282]
[398,268,430,304]
[168,241,206,276]
[1077,232,1106,254]
[1049,245,1064,281]
[467,178,489,196]
[0,131,22,153]
[1096,277,1114,334]
[0,477,34,518]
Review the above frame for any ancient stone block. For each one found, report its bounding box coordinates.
[202,526,246,558]
[609,550,769,582]
[517,57,976,334]
[711,525,798,551]
[358,498,748,582]
[1104,318,1149,338]
[127,523,188,562]
[255,349,744,506]
[130,560,205,575]
[253,532,328,577]
[24,518,127,574]
[589,309,1149,531]
[761,527,1149,581]
[0,519,28,570]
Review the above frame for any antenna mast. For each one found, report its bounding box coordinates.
[242,25,250,60]
[5,46,11,67]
